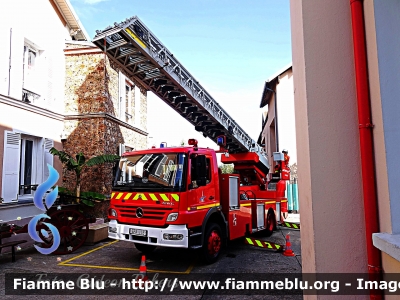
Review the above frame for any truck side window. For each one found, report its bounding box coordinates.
[205,158,211,184]
[190,155,211,187]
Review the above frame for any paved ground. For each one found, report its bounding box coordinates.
[0,216,302,299]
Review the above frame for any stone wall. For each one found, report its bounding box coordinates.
[107,59,120,117]
[62,44,148,200]
[65,53,108,114]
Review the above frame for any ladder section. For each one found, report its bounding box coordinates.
[92,16,268,166]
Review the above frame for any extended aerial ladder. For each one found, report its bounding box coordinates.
[92,16,270,174]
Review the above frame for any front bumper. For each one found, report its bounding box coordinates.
[108,220,189,248]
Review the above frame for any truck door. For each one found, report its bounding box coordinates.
[187,153,217,222]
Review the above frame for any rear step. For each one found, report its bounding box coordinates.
[189,232,202,237]
[189,231,203,249]
[189,245,202,250]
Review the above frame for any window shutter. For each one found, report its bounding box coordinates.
[2,131,21,202]
[43,139,54,179]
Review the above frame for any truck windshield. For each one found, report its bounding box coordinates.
[113,153,186,191]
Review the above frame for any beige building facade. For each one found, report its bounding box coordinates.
[260,65,296,168]
[290,0,400,293]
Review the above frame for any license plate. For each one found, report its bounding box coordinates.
[129,228,147,236]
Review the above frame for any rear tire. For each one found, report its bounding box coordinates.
[134,243,156,254]
[265,209,276,237]
[202,223,222,264]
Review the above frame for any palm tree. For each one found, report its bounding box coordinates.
[49,148,119,202]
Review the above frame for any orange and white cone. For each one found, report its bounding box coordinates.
[283,234,296,257]
[139,255,148,281]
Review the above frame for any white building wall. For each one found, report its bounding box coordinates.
[0,0,71,114]
[276,69,297,164]
[0,0,77,207]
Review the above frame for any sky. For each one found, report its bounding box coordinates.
[70,0,292,149]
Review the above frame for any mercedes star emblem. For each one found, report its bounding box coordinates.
[136,207,144,218]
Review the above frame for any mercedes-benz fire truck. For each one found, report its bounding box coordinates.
[92,16,290,263]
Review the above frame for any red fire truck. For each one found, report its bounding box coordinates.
[93,17,290,263]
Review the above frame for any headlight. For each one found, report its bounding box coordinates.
[110,208,118,217]
[166,212,178,222]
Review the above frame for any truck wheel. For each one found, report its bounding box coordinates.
[202,223,222,264]
[265,209,276,237]
[134,243,156,254]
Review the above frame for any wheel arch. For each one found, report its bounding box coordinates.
[201,207,228,246]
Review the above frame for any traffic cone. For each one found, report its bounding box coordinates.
[283,234,296,257]
[139,255,148,281]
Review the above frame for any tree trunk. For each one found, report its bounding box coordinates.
[76,184,81,203]
[76,173,81,203]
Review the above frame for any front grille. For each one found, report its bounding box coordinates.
[115,204,174,221]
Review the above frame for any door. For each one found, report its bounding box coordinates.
[187,153,216,213]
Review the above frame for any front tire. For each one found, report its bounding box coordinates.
[134,243,156,254]
[202,223,222,264]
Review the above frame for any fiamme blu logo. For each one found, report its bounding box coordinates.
[28,164,61,254]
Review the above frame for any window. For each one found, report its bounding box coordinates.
[190,155,211,187]
[113,153,186,190]
[19,138,35,195]
[134,85,141,127]
[206,158,211,183]
[118,71,133,123]
[125,84,132,123]
[22,42,41,103]
[1,131,53,203]
[27,48,36,69]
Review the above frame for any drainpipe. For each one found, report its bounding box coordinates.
[350,0,382,297]
[8,28,12,96]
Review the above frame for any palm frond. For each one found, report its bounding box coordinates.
[49,147,72,164]
[76,152,86,167]
[86,154,120,167]
[58,187,73,195]
[65,157,78,170]
[81,199,95,207]
[80,191,106,200]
